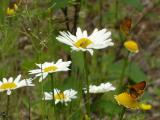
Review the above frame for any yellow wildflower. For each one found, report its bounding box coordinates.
[6,3,18,16]
[114,92,139,109]
[139,103,152,110]
[124,40,139,53]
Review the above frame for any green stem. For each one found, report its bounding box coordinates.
[118,53,129,120]
[28,96,31,120]
[83,53,90,118]
[115,0,118,22]
[61,7,70,31]
[99,0,103,28]
[119,107,126,120]
[40,66,48,120]
[50,73,57,120]
[24,78,31,120]
[40,82,46,120]
[118,53,129,92]
[79,70,83,120]
[72,0,81,34]
[6,95,10,120]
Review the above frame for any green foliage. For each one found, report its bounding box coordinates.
[92,92,121,118]
[71,52,85,73]
[107,60,126,80]
[54,0,76,9]
[107,59,147,82]
[121,0,144,11]
[103,3,117,25]
[128,62,147,82]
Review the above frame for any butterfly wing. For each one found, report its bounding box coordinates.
[129,81,146,99]
[120,17,132,35]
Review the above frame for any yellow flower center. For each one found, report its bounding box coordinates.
[75,38,93,48]
[43,66,58,72]
[54,93,66,100]
[124,40,139,53]
[0,82,17,90]
[139,103,152,110]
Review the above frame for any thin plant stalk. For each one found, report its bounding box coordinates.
[99,0,103,28]
[6,95,10,120]
[119,107,126,120]
[62,102,66,120]
[69,102,72,116]
[28,96,31,120]
[61,7,70,31]
[40,65,48,120]
[24,78,31,120]
[115,0,118,22]
[118,53,129,92]
[40,82,46,120]
[50,73,57,120]
[72,0,81,34]
[2,112,5,120]
[78,70,83,120]
[83,53,90,118]
[71,53,83,119]
[118,53,129,120]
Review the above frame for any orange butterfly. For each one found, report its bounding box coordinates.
[128,81,146,99]
[120,16,132,35]
[114,81,148,109]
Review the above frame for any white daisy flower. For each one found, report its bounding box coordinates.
[29,59,71,82]
[56,27,114,55]
[0,74,34,95]
[43,89,77,105]
[84,82,116,94]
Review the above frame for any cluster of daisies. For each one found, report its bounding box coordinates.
[0,26,150,110]
[4,0,152,115]
[0,27,116,106]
